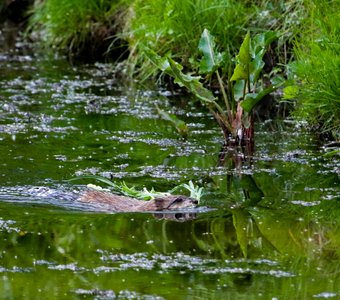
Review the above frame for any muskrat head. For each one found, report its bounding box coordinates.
[154,195,198,211]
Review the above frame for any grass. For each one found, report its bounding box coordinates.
[125,0,307,78]
[125,0,254,78]
[287,0,340,138]
[28,0,306,71]
[26,0,339,139]
[28,0,131,59]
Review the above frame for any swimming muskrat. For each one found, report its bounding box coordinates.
[79,190,198,212]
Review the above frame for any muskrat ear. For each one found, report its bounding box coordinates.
[167,196,185,208]
[173,197,184,203]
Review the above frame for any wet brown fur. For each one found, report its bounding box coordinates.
[79,190,198,212]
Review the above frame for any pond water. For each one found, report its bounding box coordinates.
[0,42,339,299]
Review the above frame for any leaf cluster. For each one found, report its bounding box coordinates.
[69,175,204,202]
[149,29,285,142]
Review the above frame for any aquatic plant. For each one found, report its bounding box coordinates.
[149,29,284,145]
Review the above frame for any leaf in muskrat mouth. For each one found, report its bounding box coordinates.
[68,176,204,203]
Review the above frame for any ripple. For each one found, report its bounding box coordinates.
[74,288,164,300]
[95,251,292,277]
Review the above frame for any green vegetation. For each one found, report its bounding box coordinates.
[70,175,204,201]
[28,0,131,58]
[285,0,340,139]
[150,29,284,144]
[126,0,251,77]
[26,0,339,139]
[126,0,305,77]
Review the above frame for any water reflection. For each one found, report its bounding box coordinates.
[0,199,339,298]
[0,40,339,298]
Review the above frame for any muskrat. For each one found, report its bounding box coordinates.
[79,190,198,212]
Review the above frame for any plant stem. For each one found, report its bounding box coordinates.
[216,70,232,121]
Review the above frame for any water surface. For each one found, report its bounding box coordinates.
[0,43,339,299]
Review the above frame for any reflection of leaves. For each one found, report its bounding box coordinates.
[232,209,250,257]
[232,208,279,258]
[155,105,188,138]
[239,175,264,207]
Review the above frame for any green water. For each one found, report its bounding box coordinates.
[0,45,339,299]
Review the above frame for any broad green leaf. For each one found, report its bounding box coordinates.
[233,80,245,102]
[198,28,223,74]
[241,74,286,112]
[252,31,277,57]
[250,54,265,83]
[238,31,251,66]
[230,64,248,81]
[250,31,278,83]
[145,48,228,119]
[241,86,276,112]
[167,57,216,103]
[145,49,215,103]
[230,31,251,81]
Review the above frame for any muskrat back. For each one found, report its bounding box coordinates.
[79,190,198,212]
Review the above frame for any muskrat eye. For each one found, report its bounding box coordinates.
[192,199,199,205]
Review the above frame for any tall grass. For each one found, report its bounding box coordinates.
[289,0,340,138]
[125,0,256,78]
[124,0,308,79]
[26,0,339,139]
[28,0,131,58]
[27,0,306,67]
